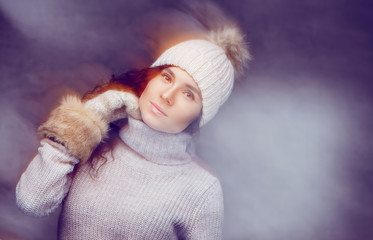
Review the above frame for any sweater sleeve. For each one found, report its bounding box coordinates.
[186,180,224,240]
[16,139,79,217]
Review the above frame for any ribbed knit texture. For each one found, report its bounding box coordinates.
[16,117,223,239]
[151,40,235,126]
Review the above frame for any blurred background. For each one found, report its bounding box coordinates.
[0,0,372,239]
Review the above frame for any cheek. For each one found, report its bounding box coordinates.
[139,95,151,122]
[138,91,147,114]
[140,80,159,100]
[139,81,155,112]
[176,102,202,125]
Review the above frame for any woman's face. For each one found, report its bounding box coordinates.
[139,66,202,133]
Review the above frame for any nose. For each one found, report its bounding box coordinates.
[161,87,174,105]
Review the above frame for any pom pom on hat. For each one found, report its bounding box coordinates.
[208,24,252,74]
[151,24,251,126]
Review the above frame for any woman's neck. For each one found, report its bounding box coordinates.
[119,117,193,165]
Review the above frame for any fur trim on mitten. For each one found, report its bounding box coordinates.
[38,95,108,163]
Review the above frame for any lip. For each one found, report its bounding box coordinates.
[150,101,167,117]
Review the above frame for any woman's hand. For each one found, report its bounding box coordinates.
[38,85,140,164]
[84,89,141,123]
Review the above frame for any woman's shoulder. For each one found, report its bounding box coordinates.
[191,156,219,175]
[186,157,222,187]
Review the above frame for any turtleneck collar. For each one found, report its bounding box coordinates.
[119,117,193,165]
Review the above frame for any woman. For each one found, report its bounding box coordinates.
[16,25,250,239]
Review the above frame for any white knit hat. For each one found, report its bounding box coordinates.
[151,26,251,126]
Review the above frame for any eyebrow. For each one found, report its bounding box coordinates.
[164,68,175,78]
[165,68,202,99]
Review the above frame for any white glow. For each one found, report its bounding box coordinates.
[197,75,351,239]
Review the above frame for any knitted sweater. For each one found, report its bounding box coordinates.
[16,117,224,239]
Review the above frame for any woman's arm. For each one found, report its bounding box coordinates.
[186,181,224,240]
[16,83,140,216]
[16,139,79,217]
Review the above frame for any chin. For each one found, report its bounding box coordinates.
[141,114,171,133]
[144,117,186,134]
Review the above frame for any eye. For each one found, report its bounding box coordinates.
[161,72,172,83]
[183,91,195,100]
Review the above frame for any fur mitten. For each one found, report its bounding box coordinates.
[38,87,140,163]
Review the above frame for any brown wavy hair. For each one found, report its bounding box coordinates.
[82,66,168,174]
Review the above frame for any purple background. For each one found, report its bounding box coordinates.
[1,0,372,239]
